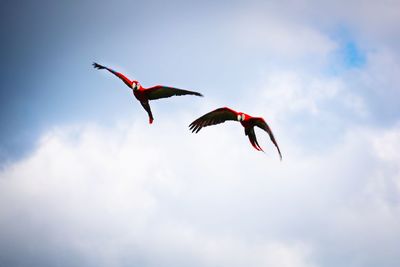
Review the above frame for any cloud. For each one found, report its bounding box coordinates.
[241,1,400,50]
[1,117,399,267]
[230,13,337,61]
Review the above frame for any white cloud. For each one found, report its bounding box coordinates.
[1,117,399,266]
[352,48,400,97]
[230,13,337,61]
[256,71,342,116]
[239,1,400,50]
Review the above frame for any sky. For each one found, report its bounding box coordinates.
[1,0,400,266]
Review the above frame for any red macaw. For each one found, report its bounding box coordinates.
[189,107,282,159]
[93,62,203,124]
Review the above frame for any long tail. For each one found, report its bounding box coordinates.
[245,127,264,152]
[140,101,154,124]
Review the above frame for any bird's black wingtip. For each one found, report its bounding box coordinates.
[92,62,104,70]
[193,92,204,97]
[277,151,282,161]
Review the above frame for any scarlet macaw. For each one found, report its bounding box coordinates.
[93,62,203,124]
[190,107,282,159]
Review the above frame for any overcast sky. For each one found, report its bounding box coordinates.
[1,1,400,266]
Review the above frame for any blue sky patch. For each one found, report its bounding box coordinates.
[330,26,367,69]
[341,41,366,68]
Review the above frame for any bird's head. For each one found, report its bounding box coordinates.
[237,113,246,121]
[132,81,141,91]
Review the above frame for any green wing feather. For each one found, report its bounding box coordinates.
[189,107,238,133]
[145,85,203,100]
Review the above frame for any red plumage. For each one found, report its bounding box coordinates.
[189,107,282,159]
[93,62,203,124]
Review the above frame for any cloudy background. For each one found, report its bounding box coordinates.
[1,0,400,266]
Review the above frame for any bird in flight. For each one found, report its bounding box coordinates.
[189,107,282,159]
[93,62,203,124]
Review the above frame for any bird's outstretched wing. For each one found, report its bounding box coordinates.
[93,62,132,88]
[145,85,203,100]
[249,117,282,160]
[189,107,238,133]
